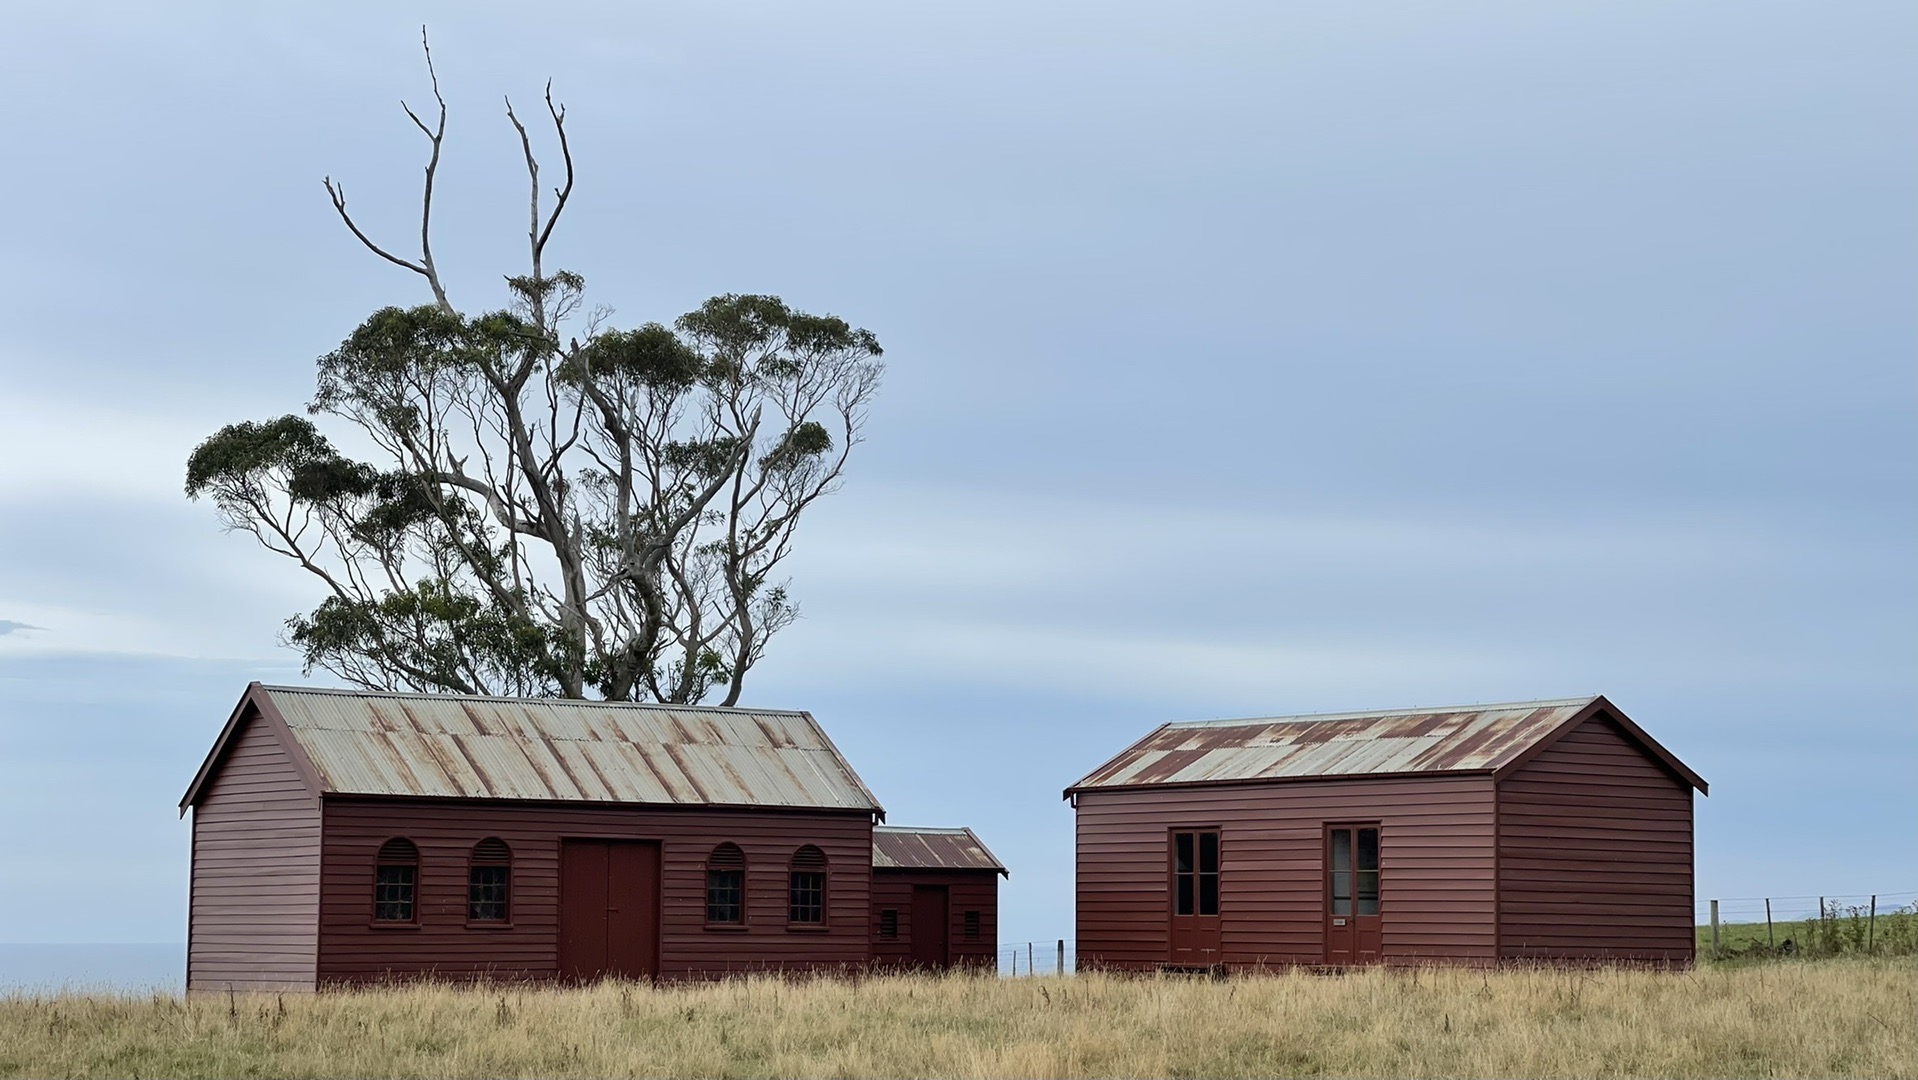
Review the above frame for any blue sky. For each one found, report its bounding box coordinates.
[0,1,1912,953]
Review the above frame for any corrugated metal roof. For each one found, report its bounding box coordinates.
[873,826,1006,874]
[1068,697,1602,793]
[254,685,884,813]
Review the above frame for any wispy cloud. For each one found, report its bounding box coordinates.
[0,619,45,636]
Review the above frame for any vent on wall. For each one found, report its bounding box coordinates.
[964,910,981,940]
[879,909,898,938]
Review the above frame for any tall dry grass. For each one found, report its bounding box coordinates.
[1,958,1912,1078]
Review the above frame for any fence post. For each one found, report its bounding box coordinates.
[1765,898,1774,948]
[1710,900,1720,959]
[1029,942,1035,975]
[1010,947,1016,976]
[1058,939,1066,975]
[1868,895,1877,953]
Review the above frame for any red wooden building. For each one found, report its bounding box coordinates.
[869,826,1006,970]
[1066,696,1706,970]
[181,683,997,990]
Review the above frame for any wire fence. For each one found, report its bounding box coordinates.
[996,940,1077,977]
[996,889,1918,973]
[1697,890,1917,958]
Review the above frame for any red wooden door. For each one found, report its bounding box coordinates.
[1168,829,1222,966]
[559,840,660,981]
[1324,825,1382,965]
[910,885,949,968]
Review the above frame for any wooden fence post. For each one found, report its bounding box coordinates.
[1058,939,1066,975]
[1710,900,1720,959]
[1765,898,1774,948]
[1868,895,1877,952]
[1029,942,1035,975]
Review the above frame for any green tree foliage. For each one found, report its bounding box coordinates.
[187,39,884,702]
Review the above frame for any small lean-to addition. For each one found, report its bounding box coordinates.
[868,826,1007,971]
[179,683,903,990]
[1065,696,1707,971]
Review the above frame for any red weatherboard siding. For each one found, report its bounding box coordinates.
[1075,775,1498,969]
[187,709,321,992]
[1497,713,1695,962]
[869,870,999,969]
[317,798,872,984]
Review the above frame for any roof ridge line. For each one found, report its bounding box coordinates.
[257,684,808,716]
[1165,696,1600,729]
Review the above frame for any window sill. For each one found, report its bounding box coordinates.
[369,921,422,930]
[786,923,830,933]
[704,923,750,932]
[465,921,515,930]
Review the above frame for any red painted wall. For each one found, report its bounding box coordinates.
[317,797,874,983]
[186,708,321,992]
[869,869,999,970]
[1497,713,1695,963]
[1075,775,1499,969]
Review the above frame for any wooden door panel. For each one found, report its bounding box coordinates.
[607,842,660,980]
[558,840,608,980]
[910,885,949,968]
[1168,829,1222,965]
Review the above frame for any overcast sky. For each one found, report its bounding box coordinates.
[1,1,1912,957]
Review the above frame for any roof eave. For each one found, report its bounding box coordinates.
[178,683,327,813]
[1066,766,1501,798]
[1488,695,1708,794]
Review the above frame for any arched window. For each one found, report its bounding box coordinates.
[706,843,747,926]
[789,845,827,925]
[468,838,511,922]
[374,838,419,922]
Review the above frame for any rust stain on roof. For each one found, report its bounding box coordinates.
[1067,698,1601,793]
[255,686,883,812]
[872,827,1006,875]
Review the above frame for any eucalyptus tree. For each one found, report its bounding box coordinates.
[187,35,884,703]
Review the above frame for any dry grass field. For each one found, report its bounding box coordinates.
[1,958,1912,1079]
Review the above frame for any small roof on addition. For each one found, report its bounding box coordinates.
[181,683,885,815]
[1066,696,1706,795]
[873,826,1007,876]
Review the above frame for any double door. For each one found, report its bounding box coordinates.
[558,839,660,981]
[1323,824,1381,965]
[1168,829,1221,965]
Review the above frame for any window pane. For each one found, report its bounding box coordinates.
[374,865,415,922]
[1331,829,1351,873]
[468,865,509,921]
[1199,832,1219,875]
[1176,872,1195,916]
[1198,872,1219,916]
[1174,832,1194,874]
[789,870,825,924]
[707,869,743,924]
[1358,828,1379,872]
[1333,864,1352,915]
[1357,868,1380,916]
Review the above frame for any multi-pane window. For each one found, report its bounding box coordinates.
[789,845,827,924]
[468,838,511,922]
[963,910,981,940]
[374,838,419,922]
[706,843,746,925]
[1172,830,1220,917]
[879,909,899,938]
[1330,826,1381,916]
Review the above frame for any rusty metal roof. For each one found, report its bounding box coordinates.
[1067,697,1610,793]
[190,685,884,813]
[873,826,1006,875]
